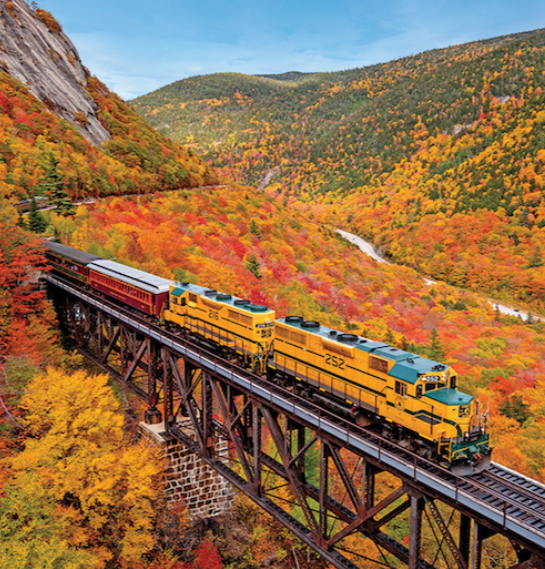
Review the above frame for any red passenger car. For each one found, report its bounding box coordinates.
[88,260,172,319]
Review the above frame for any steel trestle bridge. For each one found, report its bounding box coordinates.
[45,273,545,569]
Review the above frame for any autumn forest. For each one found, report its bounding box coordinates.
[3,1,545,567]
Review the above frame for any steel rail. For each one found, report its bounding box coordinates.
[464,464,545,526]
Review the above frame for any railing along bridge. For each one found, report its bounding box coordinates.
[45,273,545,569]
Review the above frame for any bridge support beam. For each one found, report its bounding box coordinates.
[460,514,472,566]
[408,488,424,569]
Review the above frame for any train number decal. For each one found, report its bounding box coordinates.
[325,353,345,370]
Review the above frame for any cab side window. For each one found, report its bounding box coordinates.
[395,381,407,397]
[450,376,457,389]
[416,385,423,398]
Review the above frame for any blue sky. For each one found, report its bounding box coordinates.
[38,0,545,100]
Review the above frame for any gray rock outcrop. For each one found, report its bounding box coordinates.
[0,0,111,145]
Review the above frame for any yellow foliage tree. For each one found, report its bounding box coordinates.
[0,471,103,569]
[10,368,163,567]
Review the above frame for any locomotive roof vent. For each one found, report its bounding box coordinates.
[204,289,217,296]
[178,281,190,287]
[301,320,320,328]
[234,299,251,306]
[216,294,232,302]
[248,304,268,313]
[285,315,304,324]
[338,333,358,343]
[329,330,337,336]
[359,339,367,344]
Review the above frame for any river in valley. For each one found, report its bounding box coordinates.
[336,229,539,322]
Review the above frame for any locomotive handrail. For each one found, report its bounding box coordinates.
[45,273,545,552]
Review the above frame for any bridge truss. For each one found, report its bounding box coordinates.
[46,274,545,569]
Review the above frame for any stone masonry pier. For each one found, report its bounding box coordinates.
[140,419,233,519]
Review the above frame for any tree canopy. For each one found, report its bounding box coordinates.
[2,367,163,567]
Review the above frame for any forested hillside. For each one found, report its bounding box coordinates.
[0,72,217,201]
[132,29,545,311]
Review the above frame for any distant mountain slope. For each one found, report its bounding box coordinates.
[132,28,545,201]
[256,71,314,82]
[0,0,217,201]
[132,29,545,312]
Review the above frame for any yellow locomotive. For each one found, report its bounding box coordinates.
[271,316,491,475]
[165,282,275,374]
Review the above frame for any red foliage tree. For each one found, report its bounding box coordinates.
[192,539,223,569]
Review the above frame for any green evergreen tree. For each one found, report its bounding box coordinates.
[528,245,544,268]
[499,395,529,425]
[428,328,446,361]
[409,342,420,355]
[27,196,48,233]
[494,304,501,321]
[245,254,262,279]
[52,226,61,243]
[249,219,262,239]
[16,210,27,229]
[384,328,395,346]
[37,153,75,217]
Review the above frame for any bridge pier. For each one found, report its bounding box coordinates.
[140,418,234,520]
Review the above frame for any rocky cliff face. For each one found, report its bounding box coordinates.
[0,0,110,145]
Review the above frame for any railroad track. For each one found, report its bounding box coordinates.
[461,464,545,530]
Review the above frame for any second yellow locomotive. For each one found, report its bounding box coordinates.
[271,316,490,475]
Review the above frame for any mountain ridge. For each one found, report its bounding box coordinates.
[0,0,217,202]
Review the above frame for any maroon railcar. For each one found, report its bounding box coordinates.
[88,259,173,319]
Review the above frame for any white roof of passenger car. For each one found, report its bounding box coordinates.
[89,260,173,295]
